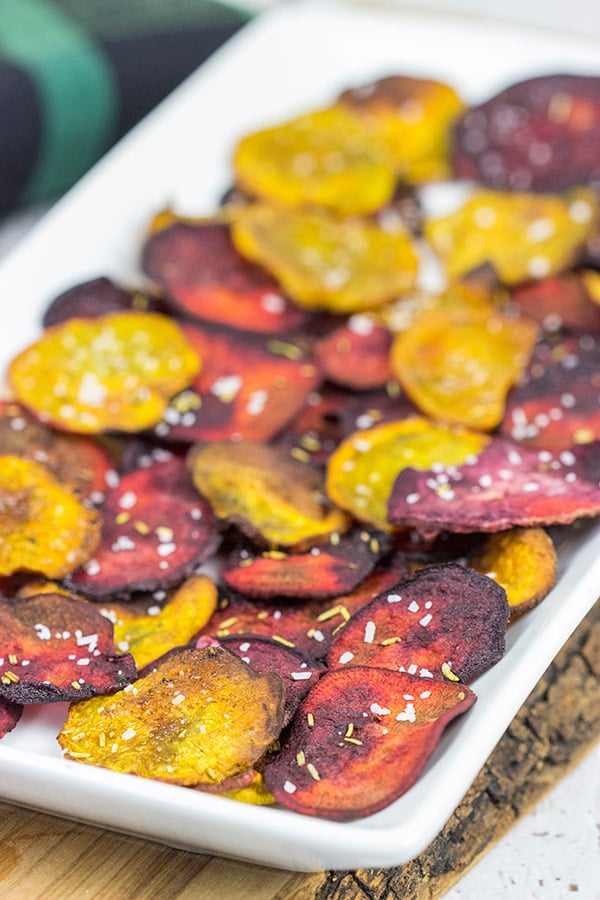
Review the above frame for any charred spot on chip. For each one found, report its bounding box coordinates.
[41,277,163,328]
[314,315,394,391]
[326,416,490,531]
[58,646,285,786]
[141,219,309,334]
[231,203,418,315]
[232,105,396,216]
[0,455,101,578]
[0,401,115,503]
[328,563,508,683]
[510,273,600,334]
[264,666,476,820]
[0,697,22,739]
[388,434,600,538]
[9,311,201,434]
[217,635,323,727]
[222,528,391,600]
[425,188,597,286]
[153,323,322,444]
[452,74,600,192]
[67,454,221,600]
[390,302,538,431]
[188,439,350,550]
[467,527,557,621]
[501,336,600,450]
[0,590,136,703]
[100,574,218,668]
[196,550,410,660]
[339,74,465,183]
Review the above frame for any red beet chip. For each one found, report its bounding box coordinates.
[501,336,600,450]
[198,550,410,660]
[452,74,600,192]
[0,698,22,738]
[42,277,164,328]
[510,274,600,334]
[388,435,600,538]
[0,591,136,703]
[264,667,476,821]
[67,454,221,599]
[328,563,508,684]
[0,400,115,503]
[141,221,308,334]
[222,529,391,600]
[153,324,321,444]
[314,315,394,390]
[274,384,418,466]
[217,635,322,726]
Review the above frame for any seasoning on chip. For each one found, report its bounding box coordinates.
[390,302,538,430]
[264,667,476,820]
[142,219,308,334]
[9,311,201,434]
[326,417,489,530]
[58,646,285,786]
[425,188,597,285]
[467,527,557,620]
[67,455,221,599]
[188,440,350,549]
[0,455,100,578]
[233,105,396,215]
[0,590,136,703]
[388,435,600,538]
[328,563,508,683]
[231,203,418,314]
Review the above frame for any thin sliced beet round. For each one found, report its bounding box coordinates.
[0,697,22,738]
[314,315,394,390]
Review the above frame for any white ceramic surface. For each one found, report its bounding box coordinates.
[0,0,599,872]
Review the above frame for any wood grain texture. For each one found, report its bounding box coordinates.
[0,602,597,900]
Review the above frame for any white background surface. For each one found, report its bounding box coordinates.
[0,0,599,892]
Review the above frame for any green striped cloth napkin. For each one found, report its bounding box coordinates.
[0,0,263,213]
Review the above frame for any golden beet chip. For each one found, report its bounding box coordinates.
[388,435,600,538]
[339,74,465,183]
[0,401,115,502]
[101,574,218,668]
[501,337,600,450]
[141,219,309,334]
[425,188,597,285]
[0,590,136,703]
[467,527,557,620]
[58,646,285,786]
[196,768,275,806]
[326,417,489,530]
[264,667,476,821]
[232,105,396,215]
[197,550,410,661]
[0,455,100,578]
[188,440,349,549]
[328,563,508,683]
[68,455,221,599]
[153,323,321,444]
[222,528,390,600]
[9,311,201,434]
[390,303,538,431]
[231,203,418,314]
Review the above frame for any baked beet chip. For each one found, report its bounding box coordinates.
[222,529,390,600]
[42,276,164,328]
[328,564,508,684]
[141,220,308,334]
[388,436,600,539]
[265,667,476,821]
[452,74,600,191]
[313,315,394,391]
[0,591,136,703]
[0,698,22,738]
[68,454,221,599]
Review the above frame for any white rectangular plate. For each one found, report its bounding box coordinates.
[1,0,600,873]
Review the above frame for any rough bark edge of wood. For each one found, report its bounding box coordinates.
[278,600,600,900]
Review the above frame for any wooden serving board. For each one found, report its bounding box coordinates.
[0,601,597,900]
